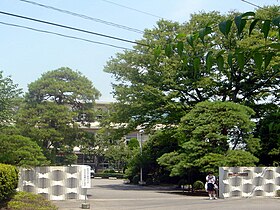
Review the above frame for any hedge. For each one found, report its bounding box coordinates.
[94,172,124,179]
[8,191,58,210]
[0,163,18,203]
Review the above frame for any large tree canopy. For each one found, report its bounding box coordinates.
[104,7,279,132]
[26,67,100,109]
[157,101,259,175]
[17,67,100,165]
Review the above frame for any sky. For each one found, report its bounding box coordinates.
[0,0,278,102]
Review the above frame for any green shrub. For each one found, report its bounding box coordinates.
[8,191,58,210]
[0,164,18,203]
[193,180,204,190]
[94,172,124,179]
[276,190,280,197]
[0,134,49,167]
[103,169,116,173]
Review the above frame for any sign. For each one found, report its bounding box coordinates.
[81,165,91,188]
[228,172,249,177]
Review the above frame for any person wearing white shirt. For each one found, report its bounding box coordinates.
[206,171,217,199]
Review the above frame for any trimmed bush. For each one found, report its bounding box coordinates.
[94,172,124,179]
[0,164,18,203]
[103,169,116,173]
[193,180,204,190]
[8,191,58,210]
[0,134,49,167]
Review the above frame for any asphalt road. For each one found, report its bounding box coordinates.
[53,178,280,210]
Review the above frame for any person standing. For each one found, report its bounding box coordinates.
[206,171,217,199]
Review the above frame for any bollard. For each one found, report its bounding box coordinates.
[81,203,90,209]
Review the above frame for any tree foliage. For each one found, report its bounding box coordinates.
[17,67,100,165]
[181,101,259,153]
[256,105,280,166]
[0,164,18,204]
[158,101,259,175]
[0,71,22,128]
[104,142,131,172]
[26,67,100,106]
[0,134,49,167]
[127,137,139,150]
[104,7,279,179]
[104,7,279,133]
[125,129,180,183]
[17,101,79,164]
[194,150,259,174]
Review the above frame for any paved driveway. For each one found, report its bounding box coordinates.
[53,179,279,210]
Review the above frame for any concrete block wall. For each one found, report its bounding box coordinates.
[219,167,280,198]
[18,166,89,200]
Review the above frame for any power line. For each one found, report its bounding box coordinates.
[240,0,263,9]
[100,0,164,19]
[241,0,280,13]
[0,11,149,47]
[17,0,144,34]
[0,21,132,50]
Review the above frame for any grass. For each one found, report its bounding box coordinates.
[1,191,58,210]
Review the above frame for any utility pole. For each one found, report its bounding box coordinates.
[139,129,144,185]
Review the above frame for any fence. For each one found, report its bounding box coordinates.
[18,165,90,200]
[219,167,280,198]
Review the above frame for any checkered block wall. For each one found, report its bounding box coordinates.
[219,167,280,198]
[18,166,89,200]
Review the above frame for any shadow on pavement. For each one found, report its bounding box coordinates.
[92,182,208,197]
[93,183,180,191]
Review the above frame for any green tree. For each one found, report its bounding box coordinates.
[127,138,139,150]
[0,71,22,128]
[104,142,131,171]
[125,129,180,183]
[104,8,279,178]
[17,67,100,165]
[195,150,259,173]
[104,7,279,132]
[26,67,100,106]
[141,129,180,183]
[0,134,49,166]
[104,20,186,134]
[256,105,280,166]
[158,101,259,176]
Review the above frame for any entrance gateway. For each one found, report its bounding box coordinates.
[219,167,280,198]
[18,165,91,200]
